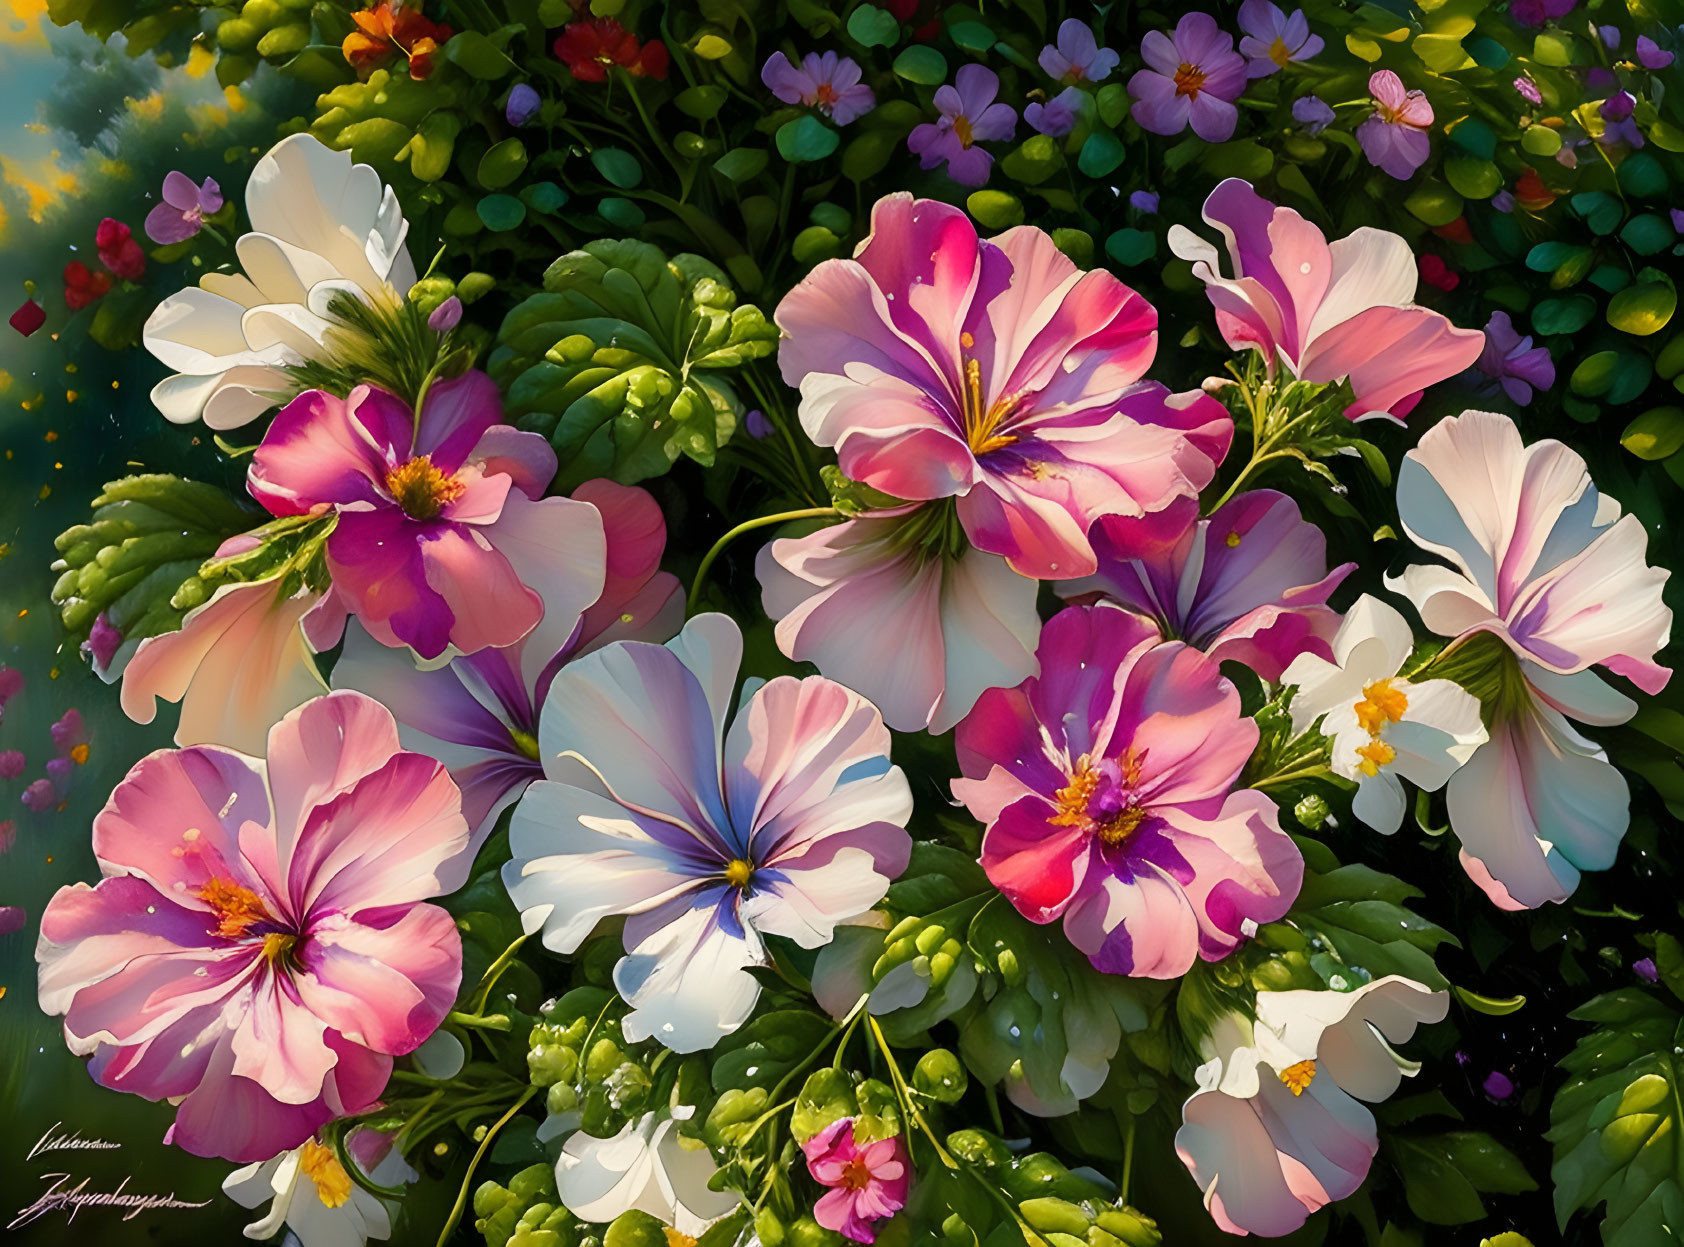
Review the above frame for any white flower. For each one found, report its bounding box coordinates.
[224,1132,415,1247]
[142,134,415,430]
[1175,976,1447,1237]
[1281,594,1486,834]
[554,1112,738,1239]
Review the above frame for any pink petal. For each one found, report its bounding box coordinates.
[291,905,461,1054]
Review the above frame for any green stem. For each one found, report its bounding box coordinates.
[689,507,839,604]
[435,1087,538,1247]
[1252,762,1333,792]
[447,1010,512,1032]
[471,932,531,1016]
[1121,1115,1136,1203]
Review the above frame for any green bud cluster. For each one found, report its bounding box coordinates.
[873,914,968,996]
[945,1130,1162,1247]
[473,1163,592,1247]
[213,0,313,81]
[528,991,659,1136]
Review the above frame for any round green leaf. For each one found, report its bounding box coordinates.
[477,137,529,190]
[892,44,946,84]
[967,189,1023,230]
[1617,152,1669,199]
[810,202,851,234]
[1532,31,1575,66]
[1607,352,1654,405]
[675,85,727,120]
[1608,283,1678,336]
[948,20,994,53]
[475,193,526,231]
[1444,155,1502,200]
[1570,190,1622,235]
[792,225,841,265]
[1621,406,1684,460]
[1051,227,1093,267]
[1621,213,1677,256]
[597,197,645,229]
[1532,295,1596,335]
[590,146,642,189]
[713,147,768,182]
[1521,125,1562,156]
[1657,333,1684,380]
[1001,135,1062,185]
[520,181,567,214]
[1570,350,1619,397]
[846,3,900,46]
[776,115,840,163]
[1077,129,1126,178]
[1404,183,1463,226]
[1448,117,1496,160]
[1104,228,1156,267]
[840,131,897,182]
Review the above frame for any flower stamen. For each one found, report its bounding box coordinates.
[724,859,754,889]
[299,1138,353,1208]
[385,455,465,521]
[197,877,273,940]
[1279,1059,1316,1095]
[1173,62,1207,98]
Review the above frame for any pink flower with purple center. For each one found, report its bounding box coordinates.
[762,51,875,125]
[803,1118,911,1243]
[333,479,684,854]
[35,692,469,1162]
[1357,70,1434,179]
[1237,0,1324,78]
[1038,19,1119,85]
[907,64,1016,186]
[145,172,224,245]
[1058,491,1355,682]
[248,371,607,661]
[953,604,1303,978]
[776,193,1233,580]
[1127,12,1247,142]
[1476,310,1555,406]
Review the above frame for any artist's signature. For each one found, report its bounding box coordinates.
[10,1123,211,1229]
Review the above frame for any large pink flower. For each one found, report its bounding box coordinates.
[803,1118,911,1243]
[756,506,1042,734]
[35,692,468,1163]
[777,193,1231,579]
[1168,179,1485,421]
[1060,490,1353,682]
[248,371,606,660]
[1390,410,1672,907]
[953,605,1302,978]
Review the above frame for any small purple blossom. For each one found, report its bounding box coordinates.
[84,612,122,675]
[1635,957,1660,983]
[143,171,223,245]
[50,708,86,757]
[762,50,875,126]
[1600,115,1645,149]
[0,751,23,780]
[1514,76,1543,106]
[907,64,1016,186]
[46,757,73,794]
[1038,18,1119,85]
[1599,25,1621,49]
[1358,70,1433,179]
[428,295,463,333]
[1483,1071,1516,1100]
[1130,190,1160,214]
[1128,12,1246,141]
[1237,0,1324,78]
[1603,90,1636,121]
[1492,189,1517,213]
[0,905,25,936]
[1585,66,1618,92]
[0,665,22,704]
[1292,95,1335,135]
[1638,36,1675,69]
[1671,208,1684,234]
[1510,0,1575,26]
[1477,311,1556,406]
[1025,85,1083,137]
[506,83,541,127]
[20,778,57,812]
[744,409,774,439]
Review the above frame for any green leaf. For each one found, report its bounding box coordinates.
[1570,190,1624,236]
[1532,295,1597,336]
[675,85,728,120]
[1447,117,1496,160]
[444,29,517,79]
[775,114,840,162]
[1571,350,1620,397]
[590,146,642,189]
[846,3,900,46]
[948,19,995,53]
[1617,153,1669,199]
[1444,155,1502,199]
[1521,124,1562,157]
[891,44,946,84]
[1623,407,1684,460]
[1000,135,1063,185]
[1532,31,1575,66]
[1608,283,1677,336]
[476,193,527,231]
[967,189,1023,230]
[490,241,778,488]
[1271,861,1458,991]
[1453,985,1527,1016]
[1104,228,1155,267]
[1403,182,1463,226]
[1621,213,1677,256]
[713,147,768,182]
[1549,989,1684,1247]
[1077,129,1126,178]
[478,137,529,190]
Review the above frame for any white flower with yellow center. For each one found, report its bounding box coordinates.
[1281,594,1486,834]
[224,1130,415,1247]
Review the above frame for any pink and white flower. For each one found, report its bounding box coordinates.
[504,614,913,1052]
[1390,410,1672,907]
[756,506,1042,734]
[954,605,1303,979]
[332,479,682,853]
[35,692,468,1163]
[1176,977,1448,1237]
[803,1118,911,1243]
[223,1128,416,1247]
[1357,70,1434,180]
[1059,490,1354,682]
[778,194,1232,579]
[248,371,607,661]
[1169,180,1486,421]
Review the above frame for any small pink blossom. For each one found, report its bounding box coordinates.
[907,64,1016,186]
[762,51,875,125]
[1237,1,1324,77]
[1038,19,1119,85]
[0,751,24,780]
[0,664,24,704]
[803,1119,911,1243]
[145,172,224,245]
[0,906,24,936]
[21,779,57,812]
[1358,70,1433,179]
[84,612,123,675]
[1127,13,1246,141]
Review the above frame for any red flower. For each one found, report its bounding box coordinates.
[554,18,669,81]
[1432,216,1474,246]
[63,261,112,311]
[344,2,454,81]
[95,218,146,281]
[1417,253,1459,293]
[9,299,45,337]
[1515,167,1557,212]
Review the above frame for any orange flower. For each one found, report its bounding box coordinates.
[1515,166,1557,212]
[343,2,453,81]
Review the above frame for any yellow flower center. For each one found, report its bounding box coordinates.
[1269,36,1292,67]
[1048,753,1148,848]
[1353,678,1409,736]
[1173,63,1207,98]
[198,877,273,940]
[953,114,975,148]
[263,931,299,967]
[959,354,1021,456]
[508,726,541,761]
[299,1138,353,1209]
[724,859,754,889]
[385,455,465,520]
[1355,739,1396,777]
[664,1230,699,1247]
[840,1156,875,1191]
[1279,1059,1317,1096]
[70,743,90,765]
[1225,530,1242,548]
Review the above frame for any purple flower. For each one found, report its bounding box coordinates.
[1025,85,1083,137]
[1130,190,1160,214]
[83,612,122,675]
[1492,189,1517,213]
[1510,0,1575,26]
[907,64,1016,186]
[21,779,57,812]
[506,83,541,126]
[1514,76,1543,105]
[1600,116,1644,149]
[1476,313,1556,406]
[0,665,23,704]
[1635,957,1660,983]
[1292,95,1335,135]
[1638,36,1675,69]
[743,409,774,439]
[50,708,86,757]
[143,171,223,245]
[45,757,73,794]
[1599,25,1621,49]
[1038,18,1119,85]
[762,50,875,126]
[1358,70,1433,179]
[0,906,24,936]
[0,751,23,780]
[427,295,463,332]
[1585,66,1617,92]
[1128,12,1246,141]
[1237,0,1323,78]
[1604,90,1636,121]
[1483,1071,1516,1100]
[1671,208,1684,234]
